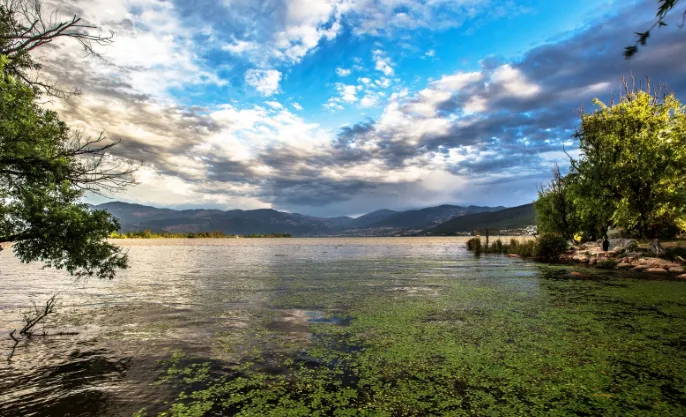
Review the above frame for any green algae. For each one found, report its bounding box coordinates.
[138,262,686,417]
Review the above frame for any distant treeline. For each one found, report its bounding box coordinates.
[109,230,292,239]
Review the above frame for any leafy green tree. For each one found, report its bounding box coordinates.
[625,0,683,58]
[1,0,136,279]
[534,165,579,241]
[572,78,686,238]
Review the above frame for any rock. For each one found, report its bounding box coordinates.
[581,241,600,250]
[616,262,633,269]
[678,274,686,279]
[624,252,643,258]
[570,271,591,279]
[573,255,590,263]
[636,257,677,268]
[589,258,597,265]
[607,227,629,239]
[505,254,521,258]
[668,266,685,273]
[645,268,668,274]
[609,238,638,252]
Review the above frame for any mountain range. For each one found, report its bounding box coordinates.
[90,201,534,236]
[424,204,535,236]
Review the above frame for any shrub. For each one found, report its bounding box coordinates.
[662,247,686,263]
[535,234,569,261]
[492,239,504,253]
[516,240,537,258]
[596,258,618,269]
[466,238,482,254]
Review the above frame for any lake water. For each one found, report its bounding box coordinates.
[1,238,685,416]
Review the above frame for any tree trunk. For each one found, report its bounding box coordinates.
[650,239,665,257]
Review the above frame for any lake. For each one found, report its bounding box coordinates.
[1,237,686,416]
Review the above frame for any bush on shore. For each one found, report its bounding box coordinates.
[466,234,568,260]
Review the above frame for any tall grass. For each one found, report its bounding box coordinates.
[466,235,567,260]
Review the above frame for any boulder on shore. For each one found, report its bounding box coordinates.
[607,227,629,239]
[645,268,668,274]
[609,238,638,252]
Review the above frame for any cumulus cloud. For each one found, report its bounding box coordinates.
[39,0,686,216]
[336,67,352,77]
[245,70,282,96]
[37,0,224,100]
[373,49,394,76]
[180,0,516,68]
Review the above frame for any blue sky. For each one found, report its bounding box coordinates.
[41,0,686,217]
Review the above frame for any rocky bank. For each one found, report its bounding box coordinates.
[559,238,686,278]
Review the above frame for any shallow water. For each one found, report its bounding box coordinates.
[1,238,685,416]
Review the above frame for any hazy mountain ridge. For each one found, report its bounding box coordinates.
[424,204,535,236]
[92,202,516,236]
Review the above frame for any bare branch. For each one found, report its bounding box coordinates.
[0,0,114,96]
[20,294,57,336]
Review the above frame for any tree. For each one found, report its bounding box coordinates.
[1,0,113,96]
[625,0,684,58]
[533,165,579,241]
[1,0,137,280]
[572,77,686,238]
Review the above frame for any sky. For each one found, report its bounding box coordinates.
[36,0,686,217]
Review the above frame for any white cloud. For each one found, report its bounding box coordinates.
[324,97,344,111]
[245,70,282,96]
[336,67,352,77]
[491,65,541,98]
[375,77,392,88]
[265,101,283,109]
[432,72,483,91]
[38,0,225,99]
[360,93,379,108]
[464,96,487,113]
[292,102,304,110]
[373,49,394,76]
[339,85,358,102]
[425,49,436,57]
[222,39,259,55]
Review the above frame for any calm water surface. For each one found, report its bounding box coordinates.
[1,238,685,416]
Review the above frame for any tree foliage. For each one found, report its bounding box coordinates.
[625,0,684,58]
[534,165,579,241]
[0,1,137,280]
[535,78,686,240]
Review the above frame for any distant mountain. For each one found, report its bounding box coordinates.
[95,203,339,236]
[369,205,506,230]
[92,201,510,237]
[350,209,398,227]
[424,204,535,235]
